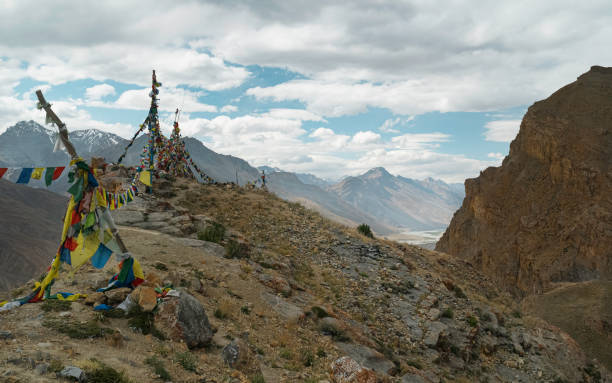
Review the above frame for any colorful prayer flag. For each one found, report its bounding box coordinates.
[31,167,44,180]
[0,168,7,179]
[16,168,33,184]
[139,170,152,186]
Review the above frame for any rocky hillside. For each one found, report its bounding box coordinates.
[437,66,612,296]
[1,177,608,382]
[0,179,67,291]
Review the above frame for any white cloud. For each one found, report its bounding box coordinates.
[220,105,238,113]
[85,84,115,101]
[93,87,217,113]
[484,120,521,142]
[391,133,450,150]
[261,108,325,122]
[488,152,505,160]
[379,117,401,133]
[352,131,381,145]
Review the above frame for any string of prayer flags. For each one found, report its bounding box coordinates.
[0,165,66,186]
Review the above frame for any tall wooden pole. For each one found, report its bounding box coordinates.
[36,90,130,254]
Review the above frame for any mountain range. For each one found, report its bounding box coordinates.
[0,121,464,240]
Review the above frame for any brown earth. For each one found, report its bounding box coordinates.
[437,66,612,296]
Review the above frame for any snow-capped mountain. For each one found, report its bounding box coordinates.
[70,129,127,156]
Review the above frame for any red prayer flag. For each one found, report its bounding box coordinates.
[0,168,7,179]
[52,166,65,180]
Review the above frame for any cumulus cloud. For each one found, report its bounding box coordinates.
[484,120,521,142]
[91,87,217,113]
[220,105,238,113]
[352,131,381,145]
[85,84,115,101]
[379,118,401,133]
[488,152,505,160]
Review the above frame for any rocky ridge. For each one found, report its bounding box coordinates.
[437,66,612,296]
[1,176,607,382]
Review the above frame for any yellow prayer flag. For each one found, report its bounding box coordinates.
[70,232,101,271]
[139,170,152,186]
[31,167,45,180]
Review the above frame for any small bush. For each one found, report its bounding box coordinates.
[145,356,171,381]
[357,224,374,238]
[176,351,197,372]
[481,312,492,322]
[279,348,293,359]
[454,286,467,299]
[154,261,168,271]
[225,239,249,259]
[512,310,522,318]
[467,315,479,327]
[441,308,454,319]
[214,308,228,320]
[406,359,423,370]
[320,322,350,342]
[302,349,315,367]
[316,347,327,358]
[41,299,72,312]
[311,306,329,318]
[251,374,266,383]
[85,361,131,383]
[127,306,165,340]
[48,359,63,373]
[198,222,226,243]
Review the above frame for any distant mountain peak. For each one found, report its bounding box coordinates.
[5,120,54,138]
[362,167,392,179]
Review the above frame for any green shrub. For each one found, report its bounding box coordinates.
[225,239,249,259]
[85,361,131,383]
[127,306,165,340]
[176,351,197,372]
[214,308,228,319]
[467,315,479,327]
[454,286,467,299]
[316,347,327,358]
[302,349,315,367]
[512,310,522,318]
[441,308,454,319]
[406,359,423,370]
[198,222,226,243]
[251,374,266,383]
[279,348,293,359]
[311,306,329,318]
[357,224,374,238]
[145,356,171,380]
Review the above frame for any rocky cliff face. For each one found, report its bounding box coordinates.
[436,66,612,296]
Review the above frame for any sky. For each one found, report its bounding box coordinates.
[1,1,611,183]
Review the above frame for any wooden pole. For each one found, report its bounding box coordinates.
[35,90,130,254]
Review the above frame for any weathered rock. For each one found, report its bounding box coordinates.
[258,273,291,296]
[260,292,303,320]
[154,291,213,348]
[130,286,158,312]
[423,321,448,347]
[0,330,14,340]
[84,292,106,306]
[104,287,132,304]
[222,339,260,376]
[437,66,612,296]
[111,210,145,225]
[171,237,225,258]
[336,342,395,375]
[34,363,48,375]
[147,211,175,222]
[330,356,376,383]
[58,366,85,382]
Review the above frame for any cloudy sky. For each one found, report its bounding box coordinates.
[1,1,611,182]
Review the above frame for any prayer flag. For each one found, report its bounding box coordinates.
[31,167,44,180]
[0,168,7,179]
[52,166,65,180]
[139,170,152,186]
[16,168,33,184]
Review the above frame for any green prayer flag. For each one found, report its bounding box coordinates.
[68,177,84,203]
[44,167,55,186]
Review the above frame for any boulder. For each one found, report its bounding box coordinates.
[330,356,377,383]
[104,287,132,304]
[258,274,291,296]
[222,339,260,376]
[336,342,395,375]
[154,291,213,348]
[58,366,86,382]
[84,292,106,306]
[130,286,158,312]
